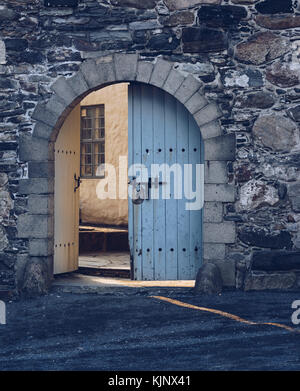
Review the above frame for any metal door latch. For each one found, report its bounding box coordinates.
[74,174,81,192]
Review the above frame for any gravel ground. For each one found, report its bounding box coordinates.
[0,289,300,371]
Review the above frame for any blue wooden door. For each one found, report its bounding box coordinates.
[128,83,204,280]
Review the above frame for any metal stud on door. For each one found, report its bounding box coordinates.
[128,83,204,280]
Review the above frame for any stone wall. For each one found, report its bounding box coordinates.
[1,0,300,294]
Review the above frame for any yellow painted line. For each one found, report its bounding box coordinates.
[151,296,300,334]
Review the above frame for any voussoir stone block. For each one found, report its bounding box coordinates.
[162,68,185,95]
[185,92,208,115]
[32,122,53,141]
[80,58,115,89]
[150,58,173,88]
[175,74,202,104]
[195,102,222,127]
[200,120,222,140]
[64,70,89,101]
[114,53,138,81]
[204,134,236,161]
[31,103,59,128]
[50,77,78,107]
[136,61,154,84]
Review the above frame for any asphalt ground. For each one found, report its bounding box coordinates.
[0,289,300,371]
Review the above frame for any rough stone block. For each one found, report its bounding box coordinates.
[50,77,77,107]
[194,262,223,294]
[205,184,235,202]
[174,74,202,104]
[244,271,296,291]
[0,40,6,65]
[203,243,226,260]
[150,58,173,88]
[204,134,236,161]
[195,102,222,127]
[29,239,53,257]
[205,161,227,184]
[204,201,223,223]
[200,120,222,139]
[210,259,236,287]
[114,53,138,81]
[136,61,154,84]
[17,214,53,239]
[31,104,59,128]
[252,250,300,271]
[163,68,185,96]
[28,161,54,179]
[32,122,53,141]
[19,134,54,163]
[66,70,89,100]
[18,178,54,195]
[28,194,54,215]
[204,222,236,243]
[80,58,115,90]
[22,257,52,296]
[185,92,208,115]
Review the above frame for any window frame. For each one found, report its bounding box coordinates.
[80,104,105,179]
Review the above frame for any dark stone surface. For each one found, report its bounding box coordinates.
[4,39,28,51]
[255,0,293,14]
[182,27,227,53]
[197,5,247,27]
[236,91,275,109]
[235,32,289,65]
[266,62,300,88]
[252,251,300,271]
[287,105,300,122]
[111,0,158,9]
[238,227,293,250]
[256,14,300,29]
[194,262,223,294]
[147,32,180,51]
[162,11,194,26]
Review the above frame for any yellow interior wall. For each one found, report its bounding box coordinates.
[80,83,128,226]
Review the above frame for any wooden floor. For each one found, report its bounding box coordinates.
[79,251,130,270]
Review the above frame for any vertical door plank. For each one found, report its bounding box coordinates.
[188,115,203,279]
[165,92,178,280]
[141,84,154,280]
[176,102,190,280]
[153,87,166,280]
[128,85,134,277]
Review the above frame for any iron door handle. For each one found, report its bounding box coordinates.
[74,174,81,192]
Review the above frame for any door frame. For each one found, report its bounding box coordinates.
[18,54,236,292]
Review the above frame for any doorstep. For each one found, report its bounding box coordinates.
[52,273,195,295]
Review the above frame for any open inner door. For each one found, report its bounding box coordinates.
[54,105,80,274]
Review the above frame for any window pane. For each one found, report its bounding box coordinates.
[80,105,105,178]
[85,155,92,165]
[82,143,92,154]
[84,165,92,176]
[82,128,92,140]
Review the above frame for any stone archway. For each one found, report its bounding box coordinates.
[17,54,236,293]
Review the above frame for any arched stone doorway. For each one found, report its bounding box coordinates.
[18,54,236,291]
